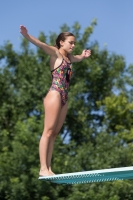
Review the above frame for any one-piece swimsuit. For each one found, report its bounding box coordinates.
[49,58,72,107]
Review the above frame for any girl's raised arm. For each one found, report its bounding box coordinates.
[69,49,91,63]
[20,25,58,56]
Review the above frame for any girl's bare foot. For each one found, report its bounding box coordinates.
[39,169,53,177]
[48,167,55,175]
[49,170,55,175]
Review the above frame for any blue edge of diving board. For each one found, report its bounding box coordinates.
[38,166,133,184]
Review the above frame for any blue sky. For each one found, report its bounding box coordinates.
[0,0,133,66]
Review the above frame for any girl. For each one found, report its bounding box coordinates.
[20,25,91,176]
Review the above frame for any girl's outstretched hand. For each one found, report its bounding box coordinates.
[20,25,28,36]
[82,49,91,58]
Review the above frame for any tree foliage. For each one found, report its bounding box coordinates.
[0,20,133,200]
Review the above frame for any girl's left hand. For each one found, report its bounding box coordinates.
[20,25,28,37]
[82,49,91,58]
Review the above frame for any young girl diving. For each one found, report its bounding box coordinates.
[20,25,91,176]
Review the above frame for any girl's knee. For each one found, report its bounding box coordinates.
[43,129,57,138]
[42,129,52,137]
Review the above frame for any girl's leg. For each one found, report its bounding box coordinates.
[39,91,61,176]
[47,102,68,174]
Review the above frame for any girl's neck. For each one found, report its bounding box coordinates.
[59,49,68,57]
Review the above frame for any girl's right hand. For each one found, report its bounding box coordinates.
[20,25,28,36]
[19,25,58,56]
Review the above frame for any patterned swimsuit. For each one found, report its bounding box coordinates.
[49,58,72,107]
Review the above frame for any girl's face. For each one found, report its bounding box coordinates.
[60,36,75,53]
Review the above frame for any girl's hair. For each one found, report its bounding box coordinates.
[55,32,75,49]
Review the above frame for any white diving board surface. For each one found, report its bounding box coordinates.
[39,166,133,184]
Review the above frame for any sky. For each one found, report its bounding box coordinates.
[0,0,133,66]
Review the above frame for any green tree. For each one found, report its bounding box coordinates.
[0,20,133,200]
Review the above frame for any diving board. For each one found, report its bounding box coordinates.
[39,166,133,184]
